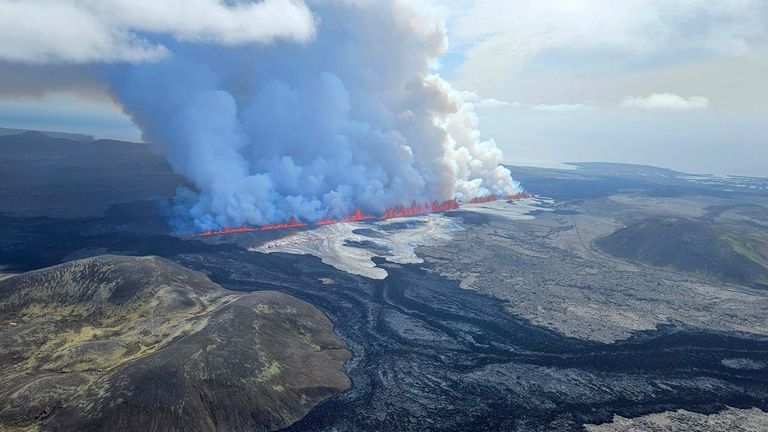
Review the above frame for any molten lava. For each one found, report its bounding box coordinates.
[343,208,377,222]
[468,195,497,204]
[504,192,531,201]
[258,217,307,231]
[192,193,530,237]
[381,199,459,220]
[198,226,261,237]
[315,209,375,226]
[196,217,308,237]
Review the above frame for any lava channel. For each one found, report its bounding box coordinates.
[190,193,530,237]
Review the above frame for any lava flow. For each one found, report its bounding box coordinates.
[468,195,497,204]
[192,193,531,237]
[381,199,459,220]
[315,209,375,226]
[194,217,307,237]
[504,192,531,201]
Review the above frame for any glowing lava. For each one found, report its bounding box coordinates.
[468,195,497,205]
[315,209,375,226]
[195,217,307,237]
[467,192,531,205]
[381,199,459,220]
[192,194,531,237]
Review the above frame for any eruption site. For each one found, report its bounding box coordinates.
[193,193,531,238]
[1,1,523,231]
[108,0,523,232]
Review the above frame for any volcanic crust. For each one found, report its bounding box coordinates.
[584,407,768,431]
[0,255,350,432]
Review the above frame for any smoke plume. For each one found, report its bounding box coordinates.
[2,0,522,230]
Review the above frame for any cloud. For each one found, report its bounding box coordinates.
[620,93,710,110]
[0,0,315,64]
[443,0,768,94]
[458,90,481,102]
[447,0,768,57]
[459,91,592,111]
[458,90,515,108]
[476,98,514,108]
[532,103,594,112]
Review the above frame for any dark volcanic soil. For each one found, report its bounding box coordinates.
[0,211,766,431]
[171,251,768,432]
[0,256,350,432]
[596,216,768,289]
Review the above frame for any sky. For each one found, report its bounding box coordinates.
[0,0,766,177]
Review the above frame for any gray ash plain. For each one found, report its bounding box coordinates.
[0,135,767,431]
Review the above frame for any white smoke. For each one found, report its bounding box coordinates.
[0,0,314,63]
[1,0,522,230]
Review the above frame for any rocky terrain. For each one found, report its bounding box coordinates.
[0,255,350,431]
[417,165,768,344]
[585,407,768,431]
[420,211,768,343]
[0,133,766,431]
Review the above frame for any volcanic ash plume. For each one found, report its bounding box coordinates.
[107,1,521,231]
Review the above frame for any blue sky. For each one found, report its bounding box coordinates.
[0,93,141,141]
[436,0,768,176]
[0,0,766,176]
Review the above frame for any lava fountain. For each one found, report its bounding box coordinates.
[189,193,531,238]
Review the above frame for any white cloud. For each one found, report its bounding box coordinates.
[0,0,315,64]
[533,103,594,112]
[458,90,481,103]
[620,93,710,110]
[477,98,516,108]
[458,91,592,110]
[458,91,515,108]
[444,0,768,94]
[447,0,768,56]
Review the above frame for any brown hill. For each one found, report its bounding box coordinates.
[0,255,350,431]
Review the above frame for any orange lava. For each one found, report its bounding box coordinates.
[197,217,307,237]
[381,199,460,220]
[193,193,530,237]
[259,217,307,231]
[468,195,498,204]
[316,209,375,226]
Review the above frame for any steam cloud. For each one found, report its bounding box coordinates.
[2,0,522,230]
